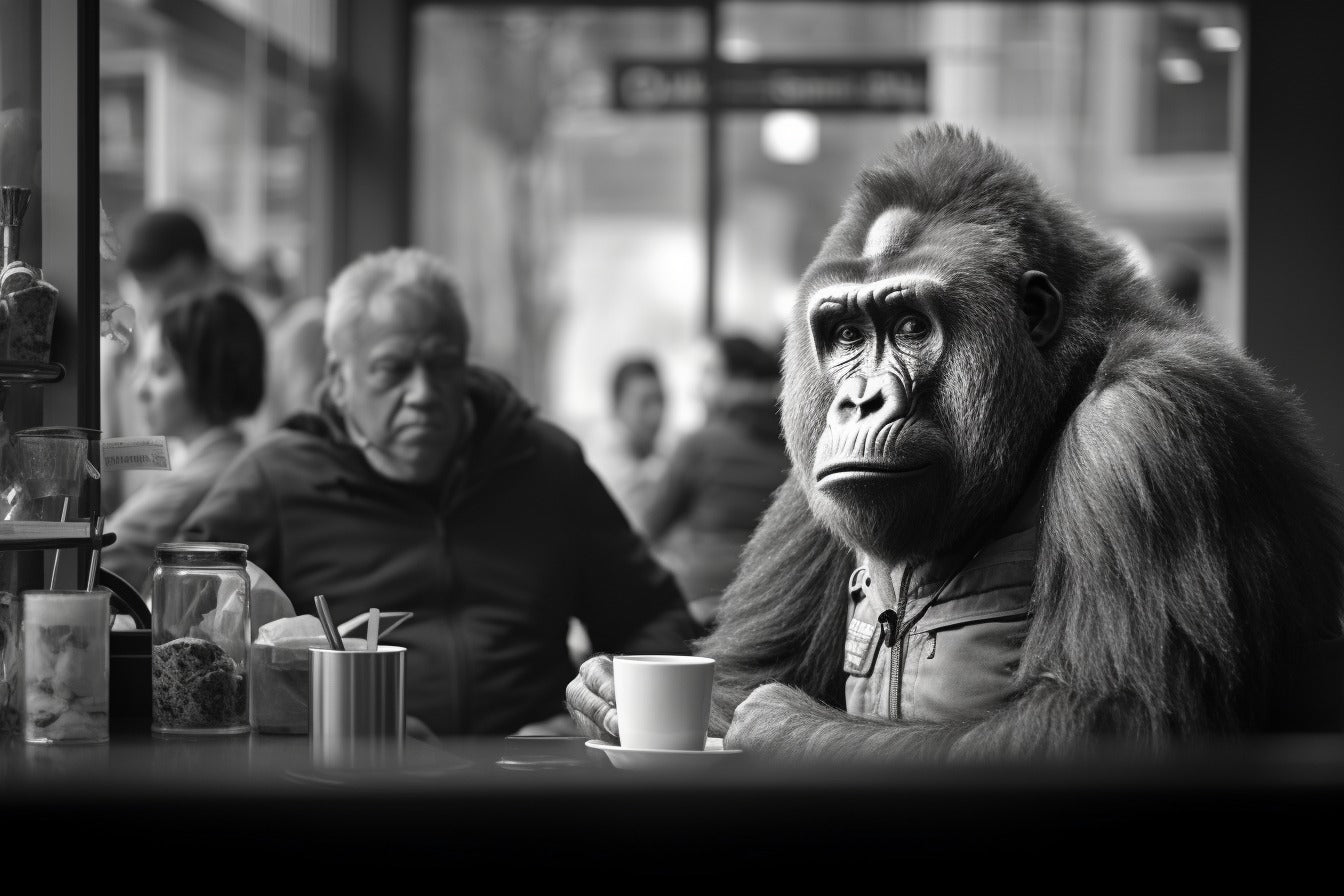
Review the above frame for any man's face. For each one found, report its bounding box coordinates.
[615,373,665,458]
[330,289,469,484]
[118,256,212,336]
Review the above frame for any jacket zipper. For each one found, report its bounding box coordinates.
[884,565,912,720]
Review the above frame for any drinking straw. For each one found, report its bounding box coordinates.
[338,610,412,639]
[85,515,105,591]
[48,496,69,589]
[313,594,345,651]
[366,608,380,651]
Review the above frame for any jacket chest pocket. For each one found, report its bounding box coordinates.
[843,607,884,677]
[901,587,1031,722]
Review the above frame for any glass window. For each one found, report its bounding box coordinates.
[99,0,334,303]
[1140,2,1235,155]
[412,5,708,439]
[410,1,1244,444]
[97,0,335,513]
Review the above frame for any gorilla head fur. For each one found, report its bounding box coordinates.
[782,125,1152,566]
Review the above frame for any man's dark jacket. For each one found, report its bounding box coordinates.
[181,367,701,735]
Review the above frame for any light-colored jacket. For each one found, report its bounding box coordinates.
[844,479,1040,722]
[101,426,246,596]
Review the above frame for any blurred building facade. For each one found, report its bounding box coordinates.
[407,1,1243,443]
[100,0,335,304]
[99,1,1242,446]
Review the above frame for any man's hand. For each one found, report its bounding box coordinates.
[564,654,618,743]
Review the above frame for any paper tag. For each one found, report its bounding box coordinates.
[100,436,172,472]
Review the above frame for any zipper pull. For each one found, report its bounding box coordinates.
[877,608,900,646]
[848,566,871,603]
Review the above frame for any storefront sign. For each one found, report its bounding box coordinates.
[612,59,929,113]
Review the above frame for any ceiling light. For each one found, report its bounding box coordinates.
[762,110,819,165]
[1159,56,1203,85]
[1199,26,1241,52]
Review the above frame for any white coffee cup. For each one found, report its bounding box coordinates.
[613,654,715,751]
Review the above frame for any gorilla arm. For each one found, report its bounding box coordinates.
[696,474,855,736]
[721,325,1344,761]
[563,473,852,743]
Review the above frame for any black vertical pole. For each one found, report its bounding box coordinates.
[332,0,411,267]
[78,0,100,577]
[703,0,719,335]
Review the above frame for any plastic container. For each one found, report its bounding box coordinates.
[150,542,250,736]
[21,588,110,744]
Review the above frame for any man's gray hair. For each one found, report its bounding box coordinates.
[324,247,469,358]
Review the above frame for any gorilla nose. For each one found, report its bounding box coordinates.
[828,374,911,427]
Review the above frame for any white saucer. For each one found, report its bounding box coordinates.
[586,737,742,771]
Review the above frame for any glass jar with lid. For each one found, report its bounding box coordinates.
[150,542,250,736]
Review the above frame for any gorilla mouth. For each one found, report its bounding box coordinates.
[814,461,930,483]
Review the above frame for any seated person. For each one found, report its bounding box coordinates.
[584,356,669,531]
[101,286,265,595]
[640,334,790,628]
[180,246,702,738]
[102,207,230,512]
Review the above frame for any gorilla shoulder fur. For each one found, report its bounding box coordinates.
[699,124,1344,760]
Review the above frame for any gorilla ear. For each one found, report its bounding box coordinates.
[1018,270,1064,348]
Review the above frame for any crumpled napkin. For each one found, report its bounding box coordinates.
[191,561,295,664]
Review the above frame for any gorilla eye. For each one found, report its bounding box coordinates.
[834,324,865,346]
[894,315,930,339]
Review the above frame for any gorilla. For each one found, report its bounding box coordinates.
[567,124,1344,761]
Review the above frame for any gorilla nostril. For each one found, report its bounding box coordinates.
[856,381,886,415]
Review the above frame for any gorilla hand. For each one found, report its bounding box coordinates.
[724,682,841,758]
[726,681,969,763]
[564,654,618,743]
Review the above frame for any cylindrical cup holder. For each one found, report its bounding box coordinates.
[309,646,406,770]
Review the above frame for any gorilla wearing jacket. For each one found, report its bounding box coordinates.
[567,124,1344,761]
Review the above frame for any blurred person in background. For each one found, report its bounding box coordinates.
[261,293,328,430]
[101,286,266,595]
[584,355,669,531]
[113,208,221,325]
[180,247,701,738]
[101,207,228,512]
[640,333,790,629]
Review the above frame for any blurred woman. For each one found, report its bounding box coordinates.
[640,333,790,628]
[100,286,266,594]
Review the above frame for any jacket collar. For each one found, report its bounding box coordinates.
[856,463,1046,611]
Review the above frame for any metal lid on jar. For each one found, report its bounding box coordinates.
[154,542,248,567]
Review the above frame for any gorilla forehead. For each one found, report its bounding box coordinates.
[808,273,943,318]
[862,207,919,258]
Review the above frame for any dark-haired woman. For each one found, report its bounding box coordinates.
[101,287,266,593]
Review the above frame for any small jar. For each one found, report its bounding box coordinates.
[150,542,250,736]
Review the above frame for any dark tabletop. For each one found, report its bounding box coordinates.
[5,728,1344,881]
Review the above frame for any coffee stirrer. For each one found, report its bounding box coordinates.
[366,607,379,652]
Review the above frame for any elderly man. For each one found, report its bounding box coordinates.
[180,247,701,737]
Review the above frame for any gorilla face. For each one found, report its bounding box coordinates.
[804,268,955,561]
[784,206,1065,566]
